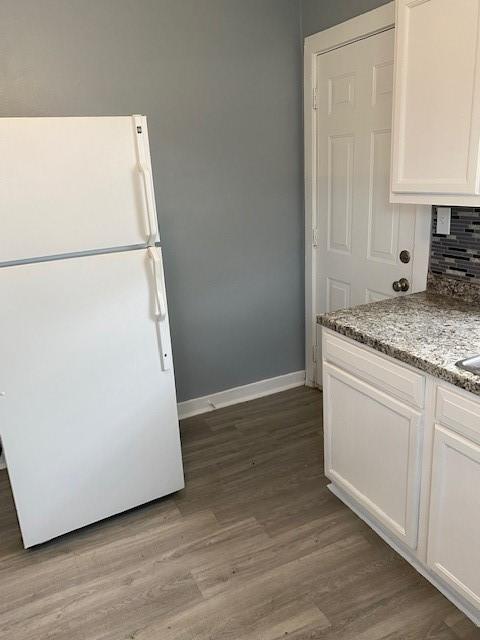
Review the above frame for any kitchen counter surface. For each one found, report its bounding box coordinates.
[318,290,480,396]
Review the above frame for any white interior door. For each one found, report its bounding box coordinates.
[0,116,159,263]
[313,29,425,383]
[0,249,184,547]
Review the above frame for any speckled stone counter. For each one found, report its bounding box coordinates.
[318,290,480,396]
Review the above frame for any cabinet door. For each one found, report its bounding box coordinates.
[391,0,480,197]
[323,363,422,549]
[427,425,480,609]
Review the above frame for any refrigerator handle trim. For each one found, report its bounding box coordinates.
[133,115,159,245]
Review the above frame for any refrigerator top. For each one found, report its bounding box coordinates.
[0,115,160,265]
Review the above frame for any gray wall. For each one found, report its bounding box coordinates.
[301,0,391,38]
[1,0,304,402]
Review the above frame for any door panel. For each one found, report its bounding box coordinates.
[315,29,417,382]
[372,61,394,106]
[326,277,351,312]
[329,73,356,114]
[0,249,184,547]
[0,116,158,263]
[368,130,399,263]
[365,288,389,303]
[328,135,354,254]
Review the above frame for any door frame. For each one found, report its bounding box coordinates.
[304,1,431,387]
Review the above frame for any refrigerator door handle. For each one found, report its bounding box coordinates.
[148,247,167,319]
[139,165,159,245]
[134,115,159,244]
[148,247,171,371]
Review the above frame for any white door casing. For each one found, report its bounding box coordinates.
[304,3,430,386]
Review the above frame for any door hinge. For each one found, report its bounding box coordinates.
[313,87,318,110]
[312,227,319,247]
[312,344,317,363]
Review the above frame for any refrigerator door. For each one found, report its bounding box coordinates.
[0,248,184,547]
[0,116,159,264]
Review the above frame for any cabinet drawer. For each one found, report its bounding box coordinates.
[323,331,425,408]
[435,386,480,445]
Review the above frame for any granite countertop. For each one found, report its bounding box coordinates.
[317,289,480,396]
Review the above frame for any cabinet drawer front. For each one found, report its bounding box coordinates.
[436,386,480,445]
[323,363,422,549]
[427,424,480,610]
[323,331,425,408]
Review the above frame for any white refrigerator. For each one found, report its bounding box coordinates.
[0,115,184,548]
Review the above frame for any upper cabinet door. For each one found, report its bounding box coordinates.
[391,0,480,204]
[0,116,159,264]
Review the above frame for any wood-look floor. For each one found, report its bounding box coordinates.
[0,387,478,639]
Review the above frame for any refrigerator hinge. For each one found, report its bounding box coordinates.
[313,87,318,110]
[312,227,319,247]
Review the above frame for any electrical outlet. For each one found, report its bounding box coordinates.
[436,207,451,235]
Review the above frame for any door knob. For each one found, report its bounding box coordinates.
[392,278,410,292]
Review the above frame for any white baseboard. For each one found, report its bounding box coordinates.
[177,370,306,420]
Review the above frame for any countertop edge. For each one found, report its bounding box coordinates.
[319,316,480,397]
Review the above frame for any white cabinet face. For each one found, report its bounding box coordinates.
[323,363,422,549]
[427,424,480,609]
[391,0,480,202]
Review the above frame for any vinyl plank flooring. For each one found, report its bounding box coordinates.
[0,387,477,639]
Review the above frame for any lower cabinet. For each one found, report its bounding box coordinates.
[427,426,480,610]
[322,328,480,625]
[323,362,422,549]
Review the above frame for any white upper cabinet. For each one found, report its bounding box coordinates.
[391,0,480,205]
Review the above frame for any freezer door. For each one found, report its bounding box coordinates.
[0,115,159,264]
[0,249,184,547]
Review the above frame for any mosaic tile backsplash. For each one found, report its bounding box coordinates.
[430,207,480,281]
